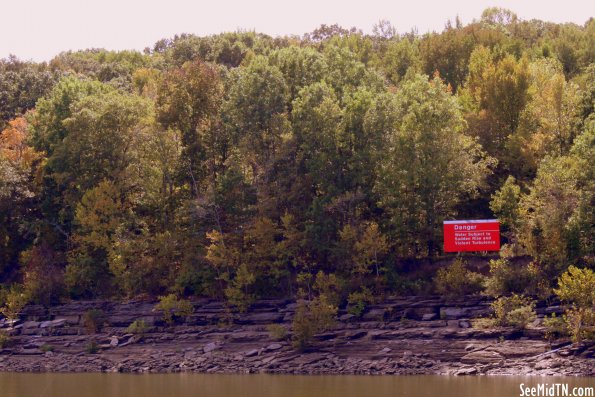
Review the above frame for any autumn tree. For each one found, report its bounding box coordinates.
[502,59,581,182]
[464,51,530,165]
[374,74,493,255]
[20,242,65,305]
[354,222,388,278]
[0,118,42,280]
[66,180,124,297]
[156,59,223,195]
[518,121,594,272]
[1,12,594,306]
[244,217,285,294]
[555,266,595,342]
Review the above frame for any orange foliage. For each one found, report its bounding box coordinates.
[0,117,42,167]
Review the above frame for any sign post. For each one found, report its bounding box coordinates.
[443,219,500,252]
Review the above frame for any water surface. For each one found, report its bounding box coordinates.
[0,373,593,397]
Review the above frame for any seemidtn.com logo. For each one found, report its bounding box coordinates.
[520,384,594,397]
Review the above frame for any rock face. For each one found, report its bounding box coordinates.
[0,296,592,376]
[461,350,504,364]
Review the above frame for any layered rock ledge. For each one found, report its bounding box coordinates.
[0,296,593,376]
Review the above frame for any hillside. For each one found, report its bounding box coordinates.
[0,8,593,353]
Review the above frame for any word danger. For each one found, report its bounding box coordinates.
[443,220,500,252]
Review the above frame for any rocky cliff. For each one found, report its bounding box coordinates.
[0,296,593,376]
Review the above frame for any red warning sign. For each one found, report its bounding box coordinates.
[443,219,500,252]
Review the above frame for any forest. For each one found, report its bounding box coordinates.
[0,8,593,342]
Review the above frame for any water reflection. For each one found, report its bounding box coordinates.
[0,373,593,397]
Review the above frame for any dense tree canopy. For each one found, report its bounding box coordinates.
[0,10,593,311]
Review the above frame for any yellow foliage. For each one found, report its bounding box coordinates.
[555,266,595,309]
[205,230,239,272]
[354,222,388,276]
[74,180,123,250]
[244,217,281,272]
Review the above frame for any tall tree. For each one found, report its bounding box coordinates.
[156,59,223,195]
[374,74,493,255]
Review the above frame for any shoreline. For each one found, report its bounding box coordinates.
[1,297,593,376]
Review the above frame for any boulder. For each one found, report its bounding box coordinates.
[265,343,283,352]
[422,313,438,321]
[39,319,66,328]
[339,314,355,322]
[459,320,471,328]
[535,359,561,370]
[22,321,40,329]
[244,349,259,357]
[489,342,548,359]
[455,367,478,375]
[203,342,219,353]
[362,309,386,321]
[408,307,437,320]
[61,316,81,326]
[465,344,480,352]
[440,307,467,320]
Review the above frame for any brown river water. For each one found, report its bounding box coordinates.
[0,374,593,397]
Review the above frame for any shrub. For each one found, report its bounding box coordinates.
[40,343,54,352]
[292,294,337,351]
[223,263,256,313]
[83,309,107,334]
[267,324,288,341]
[543,313,568,342]
[555,266,595,308]
[555,266,595,343]
[472,317,497,329]
[0,285,29,320]
[490,175,521,233]
[313,271,343,307]
[85,341,99,354]
[564,307,595,343]
[20,243,65,306]
[154,294,194,325]
[506,305,537,328]
[524,262,552,299]
[491,294,536,329]
[390,275,430,296]
[434,258,484,297]
[126,319,149,335]
[0,332,11,348]
[484,258,527,297]
[484,258,550,298]
[347,287,373,317]
[0,286,7,308]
